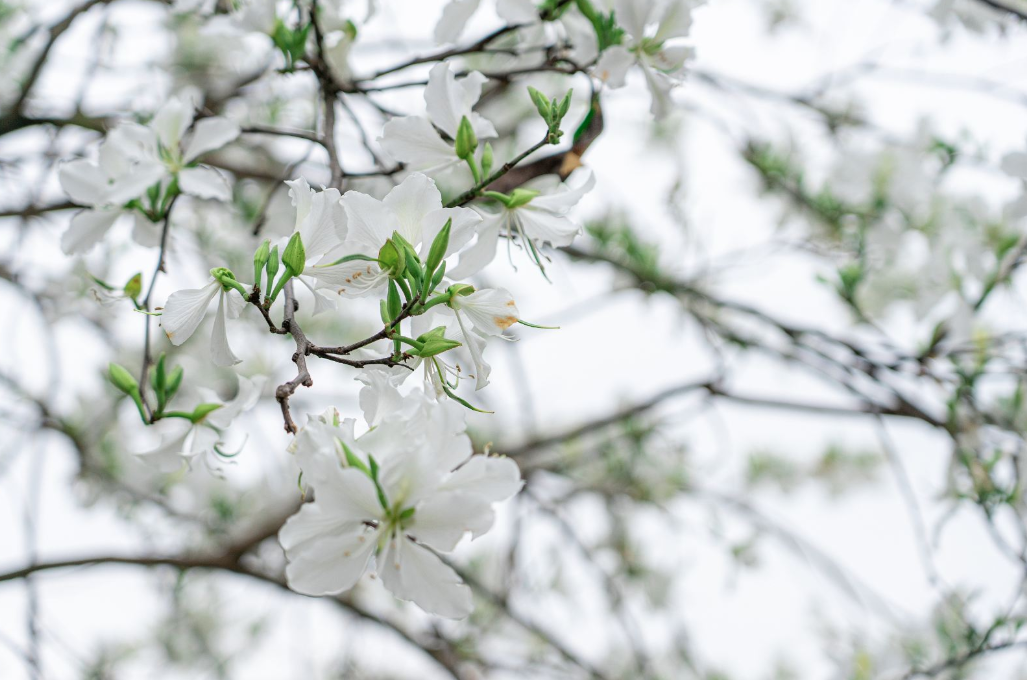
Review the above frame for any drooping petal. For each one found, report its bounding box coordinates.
[454,312,491,390]
[515,205,580,247]
[433,0,480,44]
[179,166,232,201]
[379,535,474,618]
[59,159,107,206]
[161,279,221,346]
[441,454,523,504]
[594,45,635,89]
[61,208,121,255]
[357,367,407,427]
[298,275,338,315]
[379,116,460,172]
[182,116,240,163]
[136,427,194,474]
[383,172,443,245]
[448,216,502,279]
[643,62,678,120]
[131,213,163,248]
[451,287,518,335]
[205,374,266,429]
[282,517,378,596]
[210,291,242,366]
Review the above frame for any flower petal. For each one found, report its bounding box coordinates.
[451,287,518,335]
[151,98,194,151]
[379,116,460,172]
[182,116,240,163]
[282,518,378,596]
[59,159,106,205]
[379,535,474,619]
[307,255,387,298]
[448,216,502,279]
[384,172,443,245]
[497,0,538,23]
[210,291,242,366]
[433,0,480,44]
[161,279,220,346]
[594,45,634,89]
[61,208,121,255]
[441,454,523,504]
[418,206,481,259]
[341,190,394,252]
[411,491,494,551]
[179,166,232,201]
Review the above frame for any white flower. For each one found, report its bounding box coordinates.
[594,0,702,119]
[379,63,497,175]
[57,97,239,253]
[308,172,481,297]
[58,134,167,254]
[137,375,265,473]
[111,97,240,201]
[161,272,248,366]
[451,168,595,278]
[283,178,348,314]
[442,287,519,391]
[278,394,522,618]
[433,0,538,44]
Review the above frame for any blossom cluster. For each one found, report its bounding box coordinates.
[57,0,705,619]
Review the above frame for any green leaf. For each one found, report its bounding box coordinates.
[413,336,462,357]
[188,402,222,424]
[368,454,389,510]
[123,273,142,300]
[282,232,306,276]
[528,86,552,120]
[338,438,369,474]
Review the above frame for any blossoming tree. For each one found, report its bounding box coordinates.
[4,0,1027,677]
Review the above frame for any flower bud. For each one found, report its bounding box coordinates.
[282,232,306,276]
[253,239,270,289]
[455,115,478,161]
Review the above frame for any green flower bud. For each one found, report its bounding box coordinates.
[266,244,280,283]
[528,86,551,120]
[211,267,248,296]
[378,239,404,277]
[109,362,139,396]
[253,239,270,290]
[455,115,478,161]
[282,232,306,276]
[426,218,452,277]
[481,142,494,178]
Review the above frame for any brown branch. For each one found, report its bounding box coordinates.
[275,281,313,434]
